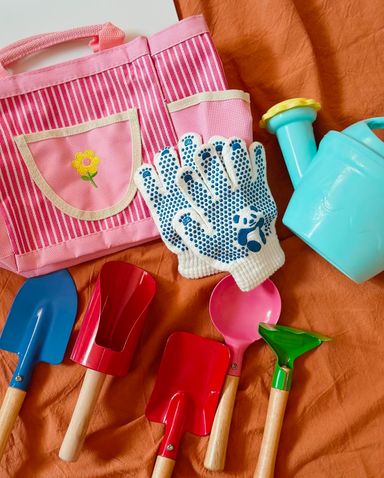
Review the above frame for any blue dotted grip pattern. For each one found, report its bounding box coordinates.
[173,137,278,264]
[134,133,226,261]
[135,134,204,254]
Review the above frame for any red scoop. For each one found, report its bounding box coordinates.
[146,332,230,477]
[59,261,156,462]
[71,261,156,375]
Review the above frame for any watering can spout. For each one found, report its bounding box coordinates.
[260,98,321,189]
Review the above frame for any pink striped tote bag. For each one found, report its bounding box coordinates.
[0,17,237,277]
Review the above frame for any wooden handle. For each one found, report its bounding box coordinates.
[59,369,106,462]
[204,375,240,471]
[151,455,176,478]
[0,387,26,460]
[254,388,290,478]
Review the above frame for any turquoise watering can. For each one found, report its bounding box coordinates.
[260,98,384,283]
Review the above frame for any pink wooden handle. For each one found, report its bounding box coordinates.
[0,22,125,71]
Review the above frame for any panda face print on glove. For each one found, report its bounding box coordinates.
[233,205,267,252]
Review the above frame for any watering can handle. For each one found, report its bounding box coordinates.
[204,375,240,471]
[151,456,176,478]
[366,118,384,129]
[0,387,26,459]
[59,369,106,462]
[254,387,289,478]
[342,117,384,159]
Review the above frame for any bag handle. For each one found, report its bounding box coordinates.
[0,22,125,77]
[0,33,56,56]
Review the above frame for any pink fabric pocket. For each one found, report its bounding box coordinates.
[167,90,253,144]
[14,110,141,221]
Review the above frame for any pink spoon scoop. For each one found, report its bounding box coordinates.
[204,275,281,471]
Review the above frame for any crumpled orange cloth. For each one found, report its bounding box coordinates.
[1,1,384,476]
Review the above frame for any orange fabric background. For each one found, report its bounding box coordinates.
[1,1,384,476]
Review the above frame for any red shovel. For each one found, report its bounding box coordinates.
[59,261,156,462]
[146,332,230,478]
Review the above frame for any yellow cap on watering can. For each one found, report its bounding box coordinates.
[259,98,321,130]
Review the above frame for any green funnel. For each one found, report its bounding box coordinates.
[259,323,331,391]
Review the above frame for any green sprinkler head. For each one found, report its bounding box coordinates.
[259,323,331,391]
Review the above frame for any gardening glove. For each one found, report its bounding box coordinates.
[134,133,224,279]
[173,137,285,291]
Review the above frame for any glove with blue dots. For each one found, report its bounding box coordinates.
[173,137,285,291]
[134,133,225,278]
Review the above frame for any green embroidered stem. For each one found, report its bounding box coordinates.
[87,172,98,188]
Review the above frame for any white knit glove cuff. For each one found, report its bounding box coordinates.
[228,235,285,291]
[178,250,218,279]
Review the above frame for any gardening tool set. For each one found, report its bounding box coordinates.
[0,259,331,477]
[3,12,384,478]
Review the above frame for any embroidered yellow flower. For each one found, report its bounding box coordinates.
[72,150,100,188]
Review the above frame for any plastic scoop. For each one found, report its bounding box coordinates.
[146,331,230,478]
[0,270,77,460]
[204,275,281,471]
[59,261,156,462]
[254,324,331,478]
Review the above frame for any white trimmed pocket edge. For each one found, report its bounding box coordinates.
[14,110,142,221]
[167,89,250,113]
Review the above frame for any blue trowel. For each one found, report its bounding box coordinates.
[0,270,77,460]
